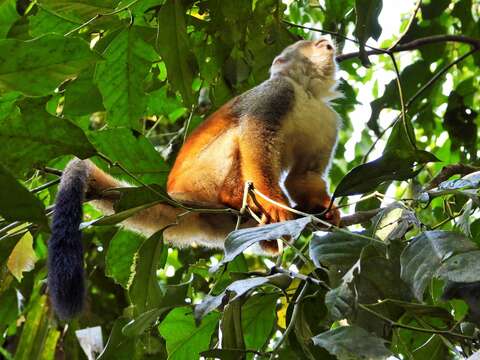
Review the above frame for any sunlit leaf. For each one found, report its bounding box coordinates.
[159,307,220,360]
[312,325,391,359]
[7,232,37,282]
[0,34,99,96]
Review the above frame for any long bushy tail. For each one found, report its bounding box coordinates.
[48,159,90,319]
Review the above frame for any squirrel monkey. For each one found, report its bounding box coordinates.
[48,38,341,319]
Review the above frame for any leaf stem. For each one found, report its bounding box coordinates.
[269,282,309,359]
[64,0,140,36]
[358,304,475,340]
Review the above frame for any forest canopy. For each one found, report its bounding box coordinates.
[0,0,480,359]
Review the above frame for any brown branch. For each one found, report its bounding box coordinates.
[425,164,480,190]
[337,35,480,62]
[339,209,381,227]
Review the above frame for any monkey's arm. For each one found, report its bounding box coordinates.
[238,117,293,223]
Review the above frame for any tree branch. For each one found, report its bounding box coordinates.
[340,209,381,227]
[337,35,480,62]
[425,164,480,190]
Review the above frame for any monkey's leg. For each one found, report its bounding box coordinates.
[66,159,233,248]
[238,119,294,223]
[285,170,340,225]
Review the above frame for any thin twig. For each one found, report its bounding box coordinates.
[337,35,480,62]
[64,0,140,36]
[425,164,479,190]
[251,187,385,244]
[362,47,479,162]
[388,52,415,149]
[30,178,60,194]
[339,209,381,227]
[387,0,422,51]
[38,167,63,176]
[269,282,309,359]
[358,303,475,340]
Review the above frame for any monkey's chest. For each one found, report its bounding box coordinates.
[280,93,339,172]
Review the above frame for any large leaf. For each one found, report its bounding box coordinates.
[63,67,104,116]
[334,120,438,197]
[309,231,370,268]
[353,0,382,66]
[156,0,197,105]
[0,0,19,38]
[0,99,96,175]
[37,0,116,23]
[400,231,478,300]
[325,283,354,320]
[0,163,48,227]
[14,295,60,360]
[0,34,99,96]
[95,27,158,130]
[97,318,136,360]
[88,128,169,185]
[158,307,220,360]
[29,8,79,37]
[219,217,312,266]
[128,231,164,315]
[105,229,144,288]
[242,293,278,351]
[312,325,391,359]
[195,274,286,322]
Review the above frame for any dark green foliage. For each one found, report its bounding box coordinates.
[0,1,480,359]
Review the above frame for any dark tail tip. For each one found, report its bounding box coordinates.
[48,159,90,319]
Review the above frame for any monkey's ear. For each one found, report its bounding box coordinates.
[273,56,287,65]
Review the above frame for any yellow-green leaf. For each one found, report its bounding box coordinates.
[7,232,38,282]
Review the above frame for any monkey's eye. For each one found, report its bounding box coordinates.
[326,44,333,50]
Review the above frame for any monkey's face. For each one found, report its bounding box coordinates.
[270,38,337,90]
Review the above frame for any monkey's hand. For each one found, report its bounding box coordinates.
[251,196,294,224]
[311,194,340,227]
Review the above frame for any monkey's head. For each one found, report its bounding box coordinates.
[270,38,338,98]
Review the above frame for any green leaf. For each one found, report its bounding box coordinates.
[14,295,59,360]
[219,217,312,266]
[371,203,419,242]
[98,318,137,360]
[242,293,278,351]
[312,325,391,359]
[158,307,220,360]
[437,251,480,283]
[156,0,197,105]
[7,232,37,282]
[309,231,370,267]
[325,283,354,320]
[37,0,116,22]
[0,163,48,227]
[128,231,164,315]
[400,231,478,300]
[0,0,20,38]
[0,99,96,176]
[221,299,245,352]
[122,307,169,338]
[88,128,169,185]
[63,67,104,116]
[0,34,99,96]
[353,0,382,66]
[29,8,79,37]
[105,229,144,288]
[95,27,158,130]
